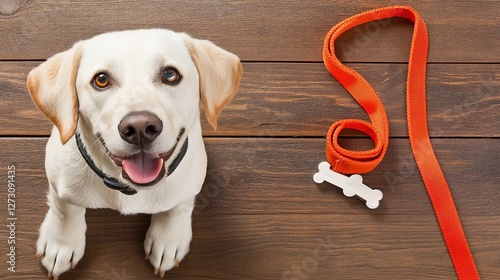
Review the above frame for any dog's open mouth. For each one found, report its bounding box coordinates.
[118,152,165,185]
[105,129,185,186]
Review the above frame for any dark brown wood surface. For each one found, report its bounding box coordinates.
[0,138,499,280]
[0,1,499,279]
[0,1,499,62]
[1,62,499,137]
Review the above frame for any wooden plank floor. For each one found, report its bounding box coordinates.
[0,1,499,279]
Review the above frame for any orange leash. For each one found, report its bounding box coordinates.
[323,6,479,279]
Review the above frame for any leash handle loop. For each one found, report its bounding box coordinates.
[323,6,480,279]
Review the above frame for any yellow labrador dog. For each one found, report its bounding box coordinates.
[27,29,242,279]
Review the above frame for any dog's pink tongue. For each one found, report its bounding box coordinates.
[122,152,164,184]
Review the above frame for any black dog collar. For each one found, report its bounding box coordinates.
[75,132,188,195]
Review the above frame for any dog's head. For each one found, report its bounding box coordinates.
[27,29,242,186]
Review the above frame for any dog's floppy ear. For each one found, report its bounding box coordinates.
[183,35,242,129]
[27,44,82,144]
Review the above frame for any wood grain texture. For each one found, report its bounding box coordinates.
[0,0,498,62]
[0,138,498,279]
[0,138,497,216]
[1,62,499,137]
[1,212,499,280]
[0,1,498,279]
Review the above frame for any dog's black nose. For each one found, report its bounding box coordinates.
[118,111,163,145]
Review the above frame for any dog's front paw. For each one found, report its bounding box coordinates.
[36,210,86,279]
[144,212,193,277]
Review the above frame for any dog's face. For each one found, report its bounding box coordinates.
[27,29,242,186]
[77,30,202,186]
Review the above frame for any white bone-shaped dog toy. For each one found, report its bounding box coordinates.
[313,161,383,209]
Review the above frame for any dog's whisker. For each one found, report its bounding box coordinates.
[84,135,112,167]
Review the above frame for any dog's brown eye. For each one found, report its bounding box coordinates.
[162,67,181,85]
[93,73,109,89]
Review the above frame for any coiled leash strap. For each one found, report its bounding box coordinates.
[323,6,479,279]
